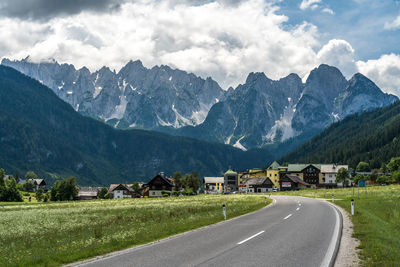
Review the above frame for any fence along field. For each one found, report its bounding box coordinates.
[0,194,267,266]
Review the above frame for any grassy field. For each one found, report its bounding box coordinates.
[0,194,268,266]
[271,185,400,266]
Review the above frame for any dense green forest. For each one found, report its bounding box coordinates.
[280,101,400,169]
[0,66,277,185]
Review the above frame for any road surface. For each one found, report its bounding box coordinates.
[74,196,342,267]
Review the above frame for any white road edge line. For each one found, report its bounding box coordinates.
[299,203,301,206]
[320,202,342,267]
[237,231,265,245]
[283,214,292,220]
[296,207,300,211]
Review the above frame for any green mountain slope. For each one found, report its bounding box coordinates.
[0,66,274,185]
[280,101,400,169]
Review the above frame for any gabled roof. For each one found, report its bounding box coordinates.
[147,174,174,187]
[33,179,46,186]
[321,164,348,173]
[77,190,98,197]
[243,177,273,186]
[287,164,321,172]
[108,184,134,193]
[267,161,280,170]
[283,174,311,186]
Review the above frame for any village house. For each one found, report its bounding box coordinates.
[108,184,135,199]
[224,169,238,192]
[32,179,46,192]
[241,177,274,193]
[266,161,283,189]
[204,177,223,194]
[143,173,174,197]
[280,164,321,188]
[77,187,99,200]
[280,174,311,191]
[320,164,349,188]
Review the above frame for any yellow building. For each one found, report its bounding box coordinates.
[266,161,281,189]
[245,162,282,189]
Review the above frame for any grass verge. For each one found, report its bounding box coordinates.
[0,194,268,266]
[271,185,400,266]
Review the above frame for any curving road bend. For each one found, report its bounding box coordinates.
[73,196,341,267]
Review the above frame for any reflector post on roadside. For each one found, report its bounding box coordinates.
[351,199,354,216]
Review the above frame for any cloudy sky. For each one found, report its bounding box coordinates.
[1,0,400,95]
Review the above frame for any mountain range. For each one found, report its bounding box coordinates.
[0,65,273,185]
[2,58,398,151]
[281,100,400,170]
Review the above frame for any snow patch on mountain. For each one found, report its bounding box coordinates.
[191,102,213,125]
[93,86,102,98]
[107,95,128,120]
[233,136,247,151]
[170,104,193,127]
[264,98,298,143]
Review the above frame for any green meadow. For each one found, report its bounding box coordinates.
[0,194,267,267]
[273,185,400,266]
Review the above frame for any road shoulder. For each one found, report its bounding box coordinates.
[332,203,361,267]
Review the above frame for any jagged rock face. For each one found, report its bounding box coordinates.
[335,73,398,117]
[292,64,347,131]
[190,72,304,149]
[2,58,398,150]
[1,58,224,129]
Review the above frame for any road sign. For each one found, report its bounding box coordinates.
[358,180,366,188]
[282,182,291,188]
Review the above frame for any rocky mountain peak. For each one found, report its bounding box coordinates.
[245,72,269,84]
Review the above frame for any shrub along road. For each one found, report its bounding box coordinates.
[74,196,341,267]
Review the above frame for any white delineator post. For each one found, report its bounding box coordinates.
[351,199,354,216]
[222,204,226,220]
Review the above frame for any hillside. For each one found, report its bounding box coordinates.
[0,66,272,185]
[280,101,400,169]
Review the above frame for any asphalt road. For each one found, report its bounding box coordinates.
[75,196,341,267]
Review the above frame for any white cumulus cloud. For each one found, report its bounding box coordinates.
[0,0,321,88]
[299,0,322,10]
[357,54,400,96]
[384,14,400,30]
[317,39,357,78]
[322,8,334,15]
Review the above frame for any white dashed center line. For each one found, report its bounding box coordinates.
[296,207,300,211]
[237,231,265,245]
[283,214,292,220]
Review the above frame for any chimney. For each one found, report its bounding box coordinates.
[159,172,165,178]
